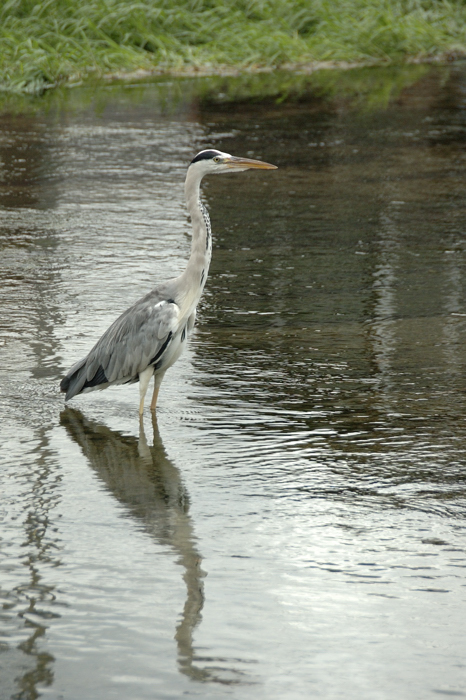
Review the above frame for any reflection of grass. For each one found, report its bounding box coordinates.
[191,63,432,110]
[299,63,433,111]
[1,0,466,94]
[0,63,446,117]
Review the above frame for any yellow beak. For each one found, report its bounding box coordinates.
[226,156,277,170]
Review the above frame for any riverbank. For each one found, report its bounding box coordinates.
[2,0,466,95]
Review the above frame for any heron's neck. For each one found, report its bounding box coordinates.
[176,168,212,311]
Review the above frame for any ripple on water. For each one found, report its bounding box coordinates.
[1,69,466,699]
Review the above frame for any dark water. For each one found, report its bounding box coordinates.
[1,65,466,699]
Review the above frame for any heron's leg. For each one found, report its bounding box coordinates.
[150,386,160,412]
[150,370,166,411]
[138,366,154,415]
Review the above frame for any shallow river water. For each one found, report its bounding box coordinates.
[1,65,466,699]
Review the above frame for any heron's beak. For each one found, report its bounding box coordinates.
[226,156,277,170]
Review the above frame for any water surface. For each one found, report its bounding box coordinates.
[1,65,466,699]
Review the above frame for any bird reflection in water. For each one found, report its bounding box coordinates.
[60,408,220,683]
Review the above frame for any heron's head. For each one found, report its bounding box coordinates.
[189,149,277,175]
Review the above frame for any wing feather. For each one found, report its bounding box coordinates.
[62,295,181,399]
[96,298,180,383]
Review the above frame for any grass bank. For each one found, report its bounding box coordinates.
[1,0,466,94]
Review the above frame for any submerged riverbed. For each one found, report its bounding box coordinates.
[1,65,466,699]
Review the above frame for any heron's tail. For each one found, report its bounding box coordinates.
[60,356,112,400]
[60,357,88,401]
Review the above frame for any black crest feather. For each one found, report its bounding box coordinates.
[190,150,222,164]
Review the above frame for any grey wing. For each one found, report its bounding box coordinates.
[61,297,180,400]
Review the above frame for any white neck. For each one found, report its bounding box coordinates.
[175,165,212,315]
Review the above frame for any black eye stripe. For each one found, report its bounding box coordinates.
[190,150,222,164]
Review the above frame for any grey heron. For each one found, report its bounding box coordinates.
[60,149,277,414]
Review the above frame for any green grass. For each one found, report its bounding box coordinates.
[1,0,466,94]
